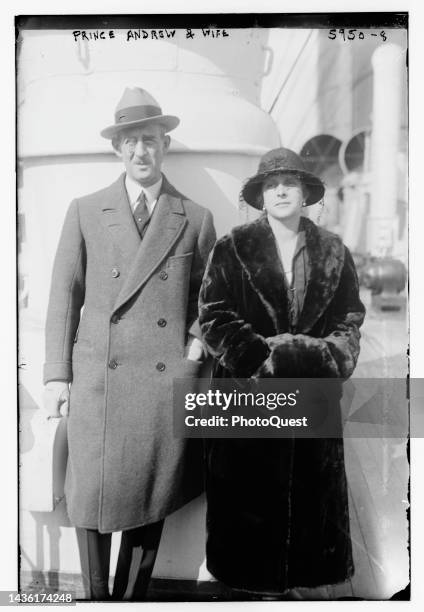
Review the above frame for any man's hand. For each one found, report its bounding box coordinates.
[184,336,206,362]
[43,381,70,419]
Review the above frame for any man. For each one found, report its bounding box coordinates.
[43,87,216,600]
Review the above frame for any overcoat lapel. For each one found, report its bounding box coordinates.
[232,215,346,335]
[100,173,141,260]
[112,176,187,313]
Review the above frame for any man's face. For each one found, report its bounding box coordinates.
[117,124,170,186]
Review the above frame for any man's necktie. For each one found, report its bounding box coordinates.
[133,191,151,238]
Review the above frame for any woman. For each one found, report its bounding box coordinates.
[198,148,365,596]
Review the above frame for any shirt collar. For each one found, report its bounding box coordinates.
[265,213,307,258]
[125,174,163,209]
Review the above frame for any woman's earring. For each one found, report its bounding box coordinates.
[302,202,307,207]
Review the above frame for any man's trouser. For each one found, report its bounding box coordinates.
[76,519,164,601]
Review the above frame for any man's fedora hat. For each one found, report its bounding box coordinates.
[101,87,180,139]
[241,147,325,209]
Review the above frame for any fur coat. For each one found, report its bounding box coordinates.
[198,214,365,593]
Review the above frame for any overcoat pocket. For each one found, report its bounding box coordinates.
[167,252,194,269]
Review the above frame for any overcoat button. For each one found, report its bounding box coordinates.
[157,318,167,327]
[159,271,168,280]
[156,362,166,372]
[108,359,118,369]
[111,314,120,324]
[111,268,120,278]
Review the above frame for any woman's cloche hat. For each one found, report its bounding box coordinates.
[241,147,325,209]
[101,87,180,139]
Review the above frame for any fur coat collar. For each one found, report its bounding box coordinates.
[230,214,345,334]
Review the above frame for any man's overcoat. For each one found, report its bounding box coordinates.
[44,173,216,533]
[198,215,365,593]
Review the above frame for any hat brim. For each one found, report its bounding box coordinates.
[241,169,325,209]
[101,114,180,139]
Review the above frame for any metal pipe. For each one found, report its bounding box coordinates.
[368,44,404,256]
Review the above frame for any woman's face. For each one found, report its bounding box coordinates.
[262,172,307,222]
